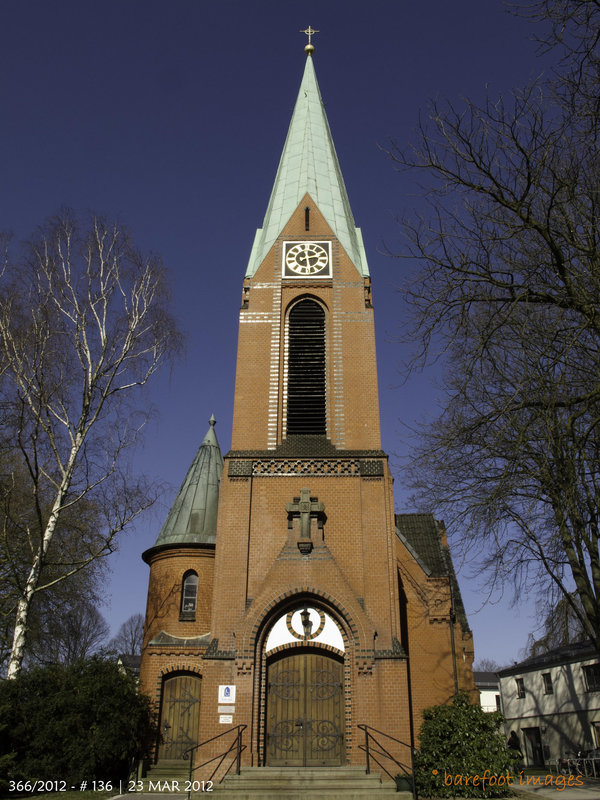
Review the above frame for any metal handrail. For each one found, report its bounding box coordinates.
[357,723,418,800]
[184,724,247,799]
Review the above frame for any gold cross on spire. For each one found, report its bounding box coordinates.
[300,25,319,54]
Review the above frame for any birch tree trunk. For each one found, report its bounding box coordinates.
[0,211,180,677]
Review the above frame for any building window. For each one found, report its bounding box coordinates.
[516,677,525,699]
[495,694,501,712]
[397,572,409,655]
[286,299,326,435]
[584,664,600,692]
[180,571,198,620]
[542,672,553,695]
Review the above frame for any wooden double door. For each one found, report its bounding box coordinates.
[266,650,344,766]
[158,673,201,760]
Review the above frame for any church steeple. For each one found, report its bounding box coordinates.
[245,50,369,278]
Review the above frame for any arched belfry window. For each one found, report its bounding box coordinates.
[180,571,198,620]
[287,299,326,435]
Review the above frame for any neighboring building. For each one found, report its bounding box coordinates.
[498,641,600,766]
[117,653,141,678]
[139,39,475,774]
[474,671,501,713]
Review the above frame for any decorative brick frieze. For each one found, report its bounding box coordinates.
[253,458,360,476]
[357,658,374,675]
[228,460,253,477]
[226,457,386,477]
[203,638,236,660]
[374,636,407,659]
[358,459,384,476]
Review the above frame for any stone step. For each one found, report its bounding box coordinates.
[144,759,190,783]
[219,766,369,777]
[213,775,391,788]
[208,767,406,799]
[210,794,405,800]
[215,766,376,780]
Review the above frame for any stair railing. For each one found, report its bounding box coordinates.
[357,723,418,800]
[184,724,247,799]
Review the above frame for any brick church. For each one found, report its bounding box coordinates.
[140,36,474,775]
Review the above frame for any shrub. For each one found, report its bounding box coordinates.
[414,693,513,798]
[0,657,156,784]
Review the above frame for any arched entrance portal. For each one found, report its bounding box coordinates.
[266,649,344,766]
[158,672,201,760]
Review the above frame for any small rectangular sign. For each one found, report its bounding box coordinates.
[218,705,235,714]
[218,685,236,704]
[219,714,233,725]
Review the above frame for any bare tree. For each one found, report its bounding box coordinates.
[0,458,108,670]
[0,211,180,678]
[108,613,144,656]
[517,1,600,69]
[26,595,110,666]
[473,658,503,672]
[525,594,586,657]
[390,3,600,648]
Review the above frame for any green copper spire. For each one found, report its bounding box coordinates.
[245,50,369,277]
[151,416,224,548]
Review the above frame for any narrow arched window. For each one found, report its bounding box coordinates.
[287,299,326,435]
[397,572,409,655]
[180,571,198,619]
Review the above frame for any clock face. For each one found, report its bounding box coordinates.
[283,241,331,277]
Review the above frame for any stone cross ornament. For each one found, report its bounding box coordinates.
[286,488,326,554]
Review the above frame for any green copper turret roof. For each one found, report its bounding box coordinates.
[152,416,224,548]
[245,53,369,278]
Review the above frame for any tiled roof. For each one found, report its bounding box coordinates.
[498,639,597,676]
[474,670,499,689]
[246,53,369,278]
[395,513,447,576]
[395,513,470,633]
[117,654,141,675]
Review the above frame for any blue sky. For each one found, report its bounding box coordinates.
[1,1,553,665]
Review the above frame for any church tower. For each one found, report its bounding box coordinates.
[140,36,474,777]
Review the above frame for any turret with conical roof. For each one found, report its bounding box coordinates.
[141,417,223,660]
[143,416,224,561]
